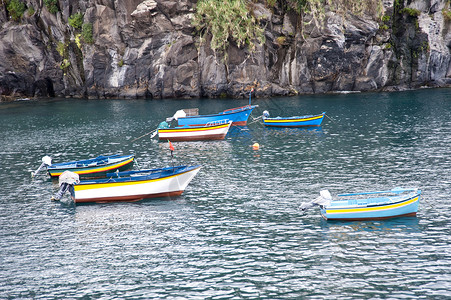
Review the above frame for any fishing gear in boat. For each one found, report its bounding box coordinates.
[50,171,80,201]
[31,156,52,177]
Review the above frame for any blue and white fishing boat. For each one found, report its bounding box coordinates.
[32,154,135,179]
[301,188,421,221]
[262,111,325,127]
[169,89,257,126]
[172,105,257,127]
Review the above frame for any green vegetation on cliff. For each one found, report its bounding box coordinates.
[6,0,26,22]
[69,13,83,29]
[44,0,58,14]
[82,23,94,44]
[192,0,385,60]
[192,0,265,61]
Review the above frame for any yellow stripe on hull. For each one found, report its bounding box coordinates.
[327,196,419,214]
[264,115,323,123]
[50,157,134,176]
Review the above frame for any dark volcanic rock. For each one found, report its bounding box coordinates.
[0,0,450,101]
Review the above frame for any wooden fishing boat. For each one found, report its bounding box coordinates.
[158,121,232,142]
[73,165,201,203]
[46,154,135,179]
[312,188,421,221]
[172,105,258,127]
[262,111,325,127]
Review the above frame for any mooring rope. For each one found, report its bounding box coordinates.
[325,114,337,123]
[131,128,158,142]
[247,115,263,126]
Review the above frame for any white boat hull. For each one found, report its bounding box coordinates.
[74,167,201,203]
[158,122,231,141]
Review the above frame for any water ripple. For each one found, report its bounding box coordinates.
[1,91,451,298]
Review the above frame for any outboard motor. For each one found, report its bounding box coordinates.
[31,155,52,177]
[300,190,332,212]
[51,171,80,201]
[262,110,270,118]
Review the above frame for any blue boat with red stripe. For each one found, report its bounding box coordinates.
[173,105,258,127]
[171,88,258,127]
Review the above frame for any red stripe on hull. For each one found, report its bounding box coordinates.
[159,134,227,142]
[322,212,417,221]
[264,124,322,128]
[75,191,184,203]
[232,121,247,126]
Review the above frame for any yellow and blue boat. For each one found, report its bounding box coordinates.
[46,154,135,179]
[262,111,325,127]
[317,188,421,221]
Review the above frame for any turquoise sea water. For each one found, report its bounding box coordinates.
[0,89,450,299]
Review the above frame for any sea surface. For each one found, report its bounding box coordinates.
[0,89,450,299]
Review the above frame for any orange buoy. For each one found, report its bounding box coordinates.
[252,143,260,150]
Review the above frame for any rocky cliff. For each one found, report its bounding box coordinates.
[1,0,450,101]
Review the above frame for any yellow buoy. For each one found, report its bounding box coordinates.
[252,143,260,150]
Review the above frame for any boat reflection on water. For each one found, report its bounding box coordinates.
[320,216,421,234]
[263,126,325,138]
[227,124,325,141]
[227,125,252,139]
[226,125,259,147]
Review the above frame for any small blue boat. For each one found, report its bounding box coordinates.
[46,154,135,178]
[174,105,258,127]
[301,188,421,221]
[262,111,325,127]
